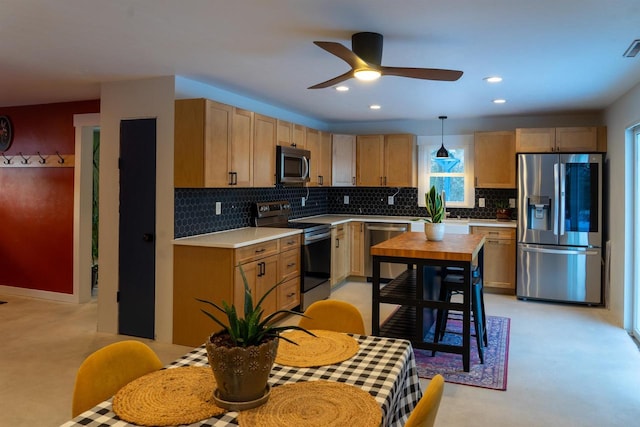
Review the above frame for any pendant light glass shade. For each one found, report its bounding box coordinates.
[436,115,449,158]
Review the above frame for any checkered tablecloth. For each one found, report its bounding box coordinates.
[60,335,423,427]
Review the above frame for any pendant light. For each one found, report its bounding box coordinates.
[436,115,449,158]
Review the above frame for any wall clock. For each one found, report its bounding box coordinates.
[0,115,13,151]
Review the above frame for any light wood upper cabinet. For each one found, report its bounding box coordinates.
[253,114,276,187]
[276,119,293,147]
[356,134,416,187]
[332,134,356,186]
[293,123,306,149]
[516,127,606,153]
[474,131,516,188]
[356,135,384,186]
[306,128,332,186]
[384,134,417,187]
[318,131,333,186]
[230,108,253,187]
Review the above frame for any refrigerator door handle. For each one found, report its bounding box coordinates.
[553,163,559,236]
[520,245,599,256]
[559,163,566,236]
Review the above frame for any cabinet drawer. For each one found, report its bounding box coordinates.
[278,277,300,311]
[235,239,279,264]
[279,247,300,281]
[279,234,301,251]
[471,226,515,240]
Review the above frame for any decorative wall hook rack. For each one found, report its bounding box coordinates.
[0,152,75,168]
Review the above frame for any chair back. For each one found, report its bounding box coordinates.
[404,374,445,427]
[71,340,163,417]
[298,300,366,334]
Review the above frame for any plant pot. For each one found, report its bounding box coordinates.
[496,208,512,221]
[424,222,445,241]
[205,332,278,409]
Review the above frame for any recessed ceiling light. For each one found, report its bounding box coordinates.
[484,76,503,83]
[492,99,507,104]
[369,104,381,110]
[335,85,349,92]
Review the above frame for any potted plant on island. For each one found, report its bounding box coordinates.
[196,267,313,411]
[423,185,446,241]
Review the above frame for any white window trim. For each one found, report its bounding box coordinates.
[417,134,475,208]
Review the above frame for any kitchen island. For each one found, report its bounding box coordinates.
[371,232,485,372]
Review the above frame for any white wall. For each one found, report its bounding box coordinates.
[604,81,640,329]
[98,76,175,342]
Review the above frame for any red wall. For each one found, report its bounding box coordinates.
[0,100,100,294]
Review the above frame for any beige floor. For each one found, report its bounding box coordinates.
[1,281,640,427]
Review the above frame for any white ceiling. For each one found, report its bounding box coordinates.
[2,0,640,123]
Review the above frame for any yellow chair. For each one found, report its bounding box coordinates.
[71,340,163,417]
[298,300,366,335]
[404,374,445,427]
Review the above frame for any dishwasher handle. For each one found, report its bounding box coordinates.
[365,224,408,233]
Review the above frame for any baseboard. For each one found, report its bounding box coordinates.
[0,285,78,303]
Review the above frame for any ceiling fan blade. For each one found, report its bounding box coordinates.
[313,41,369,70]
[308,70,354,89]
[380,66,463,81]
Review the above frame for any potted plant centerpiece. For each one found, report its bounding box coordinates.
[197,267,312,411]
[423,185,446,241]
[496,200,513,221]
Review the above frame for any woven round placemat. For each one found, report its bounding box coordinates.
[237,380,381,427]
[275,330,359,367]
[112,366,225,426]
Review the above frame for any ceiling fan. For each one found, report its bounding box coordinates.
[308,32,463,89]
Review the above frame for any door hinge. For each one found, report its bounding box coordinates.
[118,157,122,169]
[116,290,120,303]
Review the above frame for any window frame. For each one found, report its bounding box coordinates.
[417,134,475,209]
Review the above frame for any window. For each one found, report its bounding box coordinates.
[417,134,475,208]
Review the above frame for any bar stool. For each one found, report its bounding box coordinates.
[432,268,487,363]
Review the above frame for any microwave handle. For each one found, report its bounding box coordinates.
[302,155,309,179]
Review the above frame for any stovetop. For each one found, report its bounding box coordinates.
[251,201,329,233]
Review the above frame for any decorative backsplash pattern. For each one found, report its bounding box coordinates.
[175,186,516,238]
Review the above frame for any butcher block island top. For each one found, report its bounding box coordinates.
[370,232,485,261]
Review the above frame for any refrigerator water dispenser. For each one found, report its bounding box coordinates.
[528,196,551,230]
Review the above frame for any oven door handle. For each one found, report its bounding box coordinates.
[304,231,331,243]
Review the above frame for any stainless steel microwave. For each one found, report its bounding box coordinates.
[276,145,310,185]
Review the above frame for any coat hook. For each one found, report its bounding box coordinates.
[2,152,11,165]
[37,151,47,164]
[56,151,65,164]
[18,152,30,165]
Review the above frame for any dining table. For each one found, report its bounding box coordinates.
[371,232,485,372]
[60,333,422,427]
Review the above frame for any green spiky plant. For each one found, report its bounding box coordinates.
[196,265,313,347]
[424,185,445,223]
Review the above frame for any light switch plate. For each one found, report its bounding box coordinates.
[479,198,485,208]
[344,195,349,204]
[215,201,221,215]
[388,196,394,205]
[509,198,516,208]
[301,197,306,207]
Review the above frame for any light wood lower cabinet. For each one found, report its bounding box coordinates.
[471,226,516,293]
[331,224,350,286]
[350,221,364,276]
[173,234,301,347]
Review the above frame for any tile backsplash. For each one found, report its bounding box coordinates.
[175,186,516,238]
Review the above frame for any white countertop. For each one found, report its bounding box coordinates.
[173,227,302,249]
[292,214,517,228]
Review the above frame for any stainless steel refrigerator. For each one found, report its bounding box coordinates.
[517,153,603,304]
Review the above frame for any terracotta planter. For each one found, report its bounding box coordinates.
[205,332,278,407]
[424,222,445,241]
[496,208,512,221]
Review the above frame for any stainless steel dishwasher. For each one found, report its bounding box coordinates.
[364,222,409,280]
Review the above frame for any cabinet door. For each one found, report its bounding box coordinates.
[555,127,598,152]
[474,131,516,188]
[356,135,384,186]
[230,108,253,187]
[174,98,206,188]
[235,254,278,317]
[306,128,320,186]
[292,123,306,149]
[276,119,292,147]
[349,222,364,276]
[277,276,300,311]
[515,128,555,152]
[331,225,349,286]
[384,134,416,187]
[318,131,333,186]
[472,226,516,292]
[332,134,356,186]
[253,114,276,187]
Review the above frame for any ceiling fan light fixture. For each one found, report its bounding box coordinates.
[436,115,449,158]
[354,68,381,81]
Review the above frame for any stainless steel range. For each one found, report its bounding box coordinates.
[251,201,331,311]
